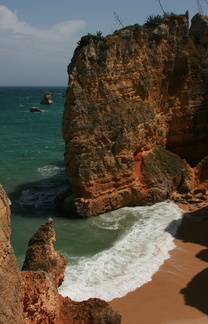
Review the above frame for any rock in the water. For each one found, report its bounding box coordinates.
[40,91,53,104]
[30,106,42,112]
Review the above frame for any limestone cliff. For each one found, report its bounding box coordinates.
[0,185,23,323]
[60,12,208,217]
[0,185,121,324]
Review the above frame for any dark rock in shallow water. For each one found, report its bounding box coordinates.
[30,106,42,112]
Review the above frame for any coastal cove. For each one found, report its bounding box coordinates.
[1,9,208,323]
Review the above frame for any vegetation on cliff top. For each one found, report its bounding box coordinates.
[77,31,104,47]
[77,12,182,47]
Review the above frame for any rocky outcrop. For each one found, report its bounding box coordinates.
[0,185,121,323]
[0,185,23,323]
[40,92,53,104]
[58,296,121,324]
[22,219,66,288]
[30,106,42,112]
[21,219,66,323]
[60,12,208,217]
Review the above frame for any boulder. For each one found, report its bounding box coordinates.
[40,92,53,104]
[30,106,42,112]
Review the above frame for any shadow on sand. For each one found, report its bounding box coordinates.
[175,206,208,315]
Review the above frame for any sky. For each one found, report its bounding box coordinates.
[0,0,206,86]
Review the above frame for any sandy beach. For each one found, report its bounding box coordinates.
[109,205,208,324]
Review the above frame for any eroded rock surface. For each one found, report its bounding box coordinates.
[60,13,208,217]
[0,186,121,323]
[0,185,23,323]
[58,296,122,324]
[22,219,66,288]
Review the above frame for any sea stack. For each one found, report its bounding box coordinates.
[40,91,53,104]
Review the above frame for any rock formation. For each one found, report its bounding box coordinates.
[40,92,53,104]
[0,185,23,323]
[0,185,121,323]
[30,106,42,112]
[59,12,208,217]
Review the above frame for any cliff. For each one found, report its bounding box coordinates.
[0,185,23,323]
[60,12,208,217]
[0,185,121,323]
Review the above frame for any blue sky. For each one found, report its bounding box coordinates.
[0,0,206,86]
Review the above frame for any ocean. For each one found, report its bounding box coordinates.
[0,86,183,301]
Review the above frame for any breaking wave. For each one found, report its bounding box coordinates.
[59,201,182,301]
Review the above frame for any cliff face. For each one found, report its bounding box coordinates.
[0,185,121,323]
[0,185,23,323]
[61,13,208,217]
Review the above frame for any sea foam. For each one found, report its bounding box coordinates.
[37,164,64,177]
[59,201,182,301]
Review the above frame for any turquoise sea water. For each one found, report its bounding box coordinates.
[0,86,183,301]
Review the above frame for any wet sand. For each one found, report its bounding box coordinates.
[109,205,208,324]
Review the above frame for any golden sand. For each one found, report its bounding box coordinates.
[109,206,208,324]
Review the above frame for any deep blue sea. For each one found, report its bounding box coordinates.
[0,86,183,301]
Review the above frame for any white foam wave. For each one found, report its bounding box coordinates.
[37,165,63,177]
[91,213,126,230]
[59,201,182,301]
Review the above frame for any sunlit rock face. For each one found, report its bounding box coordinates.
[0,185,23,324]
[61,13,208,217]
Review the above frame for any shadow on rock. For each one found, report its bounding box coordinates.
[176,207,208,247]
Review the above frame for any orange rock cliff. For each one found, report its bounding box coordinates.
[0,185,121,323]
[57,12,208,217]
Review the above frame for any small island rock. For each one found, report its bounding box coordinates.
[40,92,53,104]
[30,106,42,112]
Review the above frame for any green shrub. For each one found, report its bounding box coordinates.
[144,14,164,27]
[163,12,179,19]
[77,31,103,47]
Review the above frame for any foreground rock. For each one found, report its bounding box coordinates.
[59,13,208,217]
[0,185,23,323]
[0,185,121,323]
[40,91,53,104]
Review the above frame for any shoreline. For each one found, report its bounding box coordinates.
[109,204,208,324]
